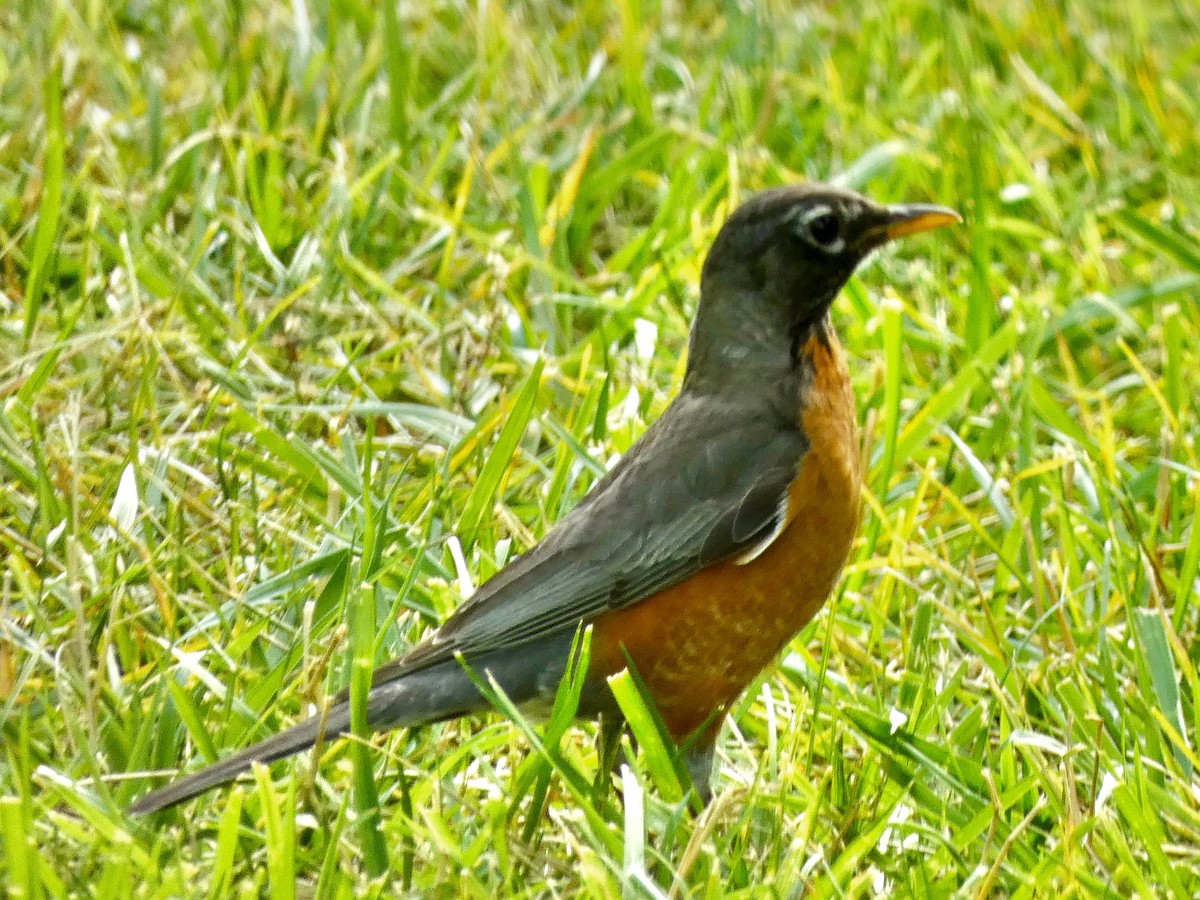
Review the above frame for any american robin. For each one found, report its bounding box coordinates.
[129,183,959,815]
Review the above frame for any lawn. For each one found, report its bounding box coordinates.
[3,0,1200,895]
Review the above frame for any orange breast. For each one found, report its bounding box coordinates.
[588,332,861,739]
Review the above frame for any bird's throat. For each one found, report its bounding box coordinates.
[789,308,835,368]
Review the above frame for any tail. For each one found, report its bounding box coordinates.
[128,703,352,815]
[128,629,580,815]
[128,665,458,816]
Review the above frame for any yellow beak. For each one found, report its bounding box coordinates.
[876,203,962,242]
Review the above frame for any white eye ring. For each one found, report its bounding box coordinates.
[795,204,846,254]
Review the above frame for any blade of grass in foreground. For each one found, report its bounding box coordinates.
[608,666,689,808]
[457,357,545,547]
[1133,608,1192,776]
[348,581,389,877]
[0,797,36,899]
[348,424,389,877]
[23,65,65,342]
[253,765,297,900]
[380,0,409,150]
[464,655,622,859]
[206,790,244,900]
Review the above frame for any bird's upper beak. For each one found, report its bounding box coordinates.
[864,203,962,246]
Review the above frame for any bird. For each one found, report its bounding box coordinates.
[129,182,959,815]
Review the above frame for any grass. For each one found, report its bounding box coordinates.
[3,0,1200,895]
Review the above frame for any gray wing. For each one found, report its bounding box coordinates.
[365,391,808,687]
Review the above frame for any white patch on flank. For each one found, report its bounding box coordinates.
[734,491,789,566]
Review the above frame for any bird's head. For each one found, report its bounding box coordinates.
[688,183,960,380]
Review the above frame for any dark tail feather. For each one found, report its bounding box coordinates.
[128,630,580,815]
[128,704,351,815]
[127,655,488,815]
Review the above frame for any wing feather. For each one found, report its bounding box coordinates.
[364,392,808,690]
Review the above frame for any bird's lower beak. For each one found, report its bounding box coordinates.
[872,203,962,243]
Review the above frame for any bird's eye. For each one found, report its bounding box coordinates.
[806,212,841,247]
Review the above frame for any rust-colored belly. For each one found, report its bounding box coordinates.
[588,334,860,739]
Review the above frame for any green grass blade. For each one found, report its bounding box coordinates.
[893,322,1017,467]
[348,581,389,877]
[23,65,65,342]
[1134,608,1191,775]
[457,357,545,546]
